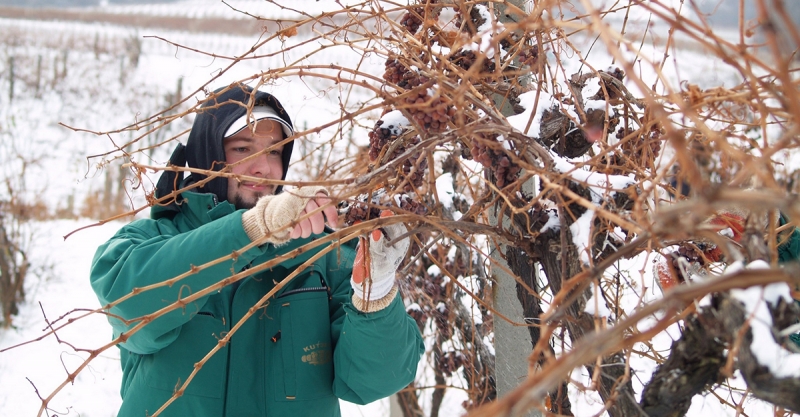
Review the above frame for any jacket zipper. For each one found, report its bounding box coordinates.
[277,286,328,299]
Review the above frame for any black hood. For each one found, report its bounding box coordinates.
[154,84,294,215]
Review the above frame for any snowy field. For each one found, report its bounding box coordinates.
[0,1,796,416]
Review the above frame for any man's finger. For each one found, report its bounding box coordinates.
[314,193,339,229]
[353,237,368,284]
[323,204,339,229]
[304,200,326,235]
[310,213,326,235]
[373,210,395,241]
[298,217,313,238]
[314,192,331,206]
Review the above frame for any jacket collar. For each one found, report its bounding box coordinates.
[151,190,237,228]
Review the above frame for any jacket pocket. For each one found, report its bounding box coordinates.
[271,279,334,402]
[144,313,227,399]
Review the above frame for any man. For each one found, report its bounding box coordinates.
[90,84,424,416]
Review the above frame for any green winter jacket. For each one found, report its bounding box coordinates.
[90,191,424,417]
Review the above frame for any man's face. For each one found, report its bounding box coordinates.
[223,119,285,210]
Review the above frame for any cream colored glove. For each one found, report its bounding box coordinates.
[351,212,409,312]
[241,186,329,245]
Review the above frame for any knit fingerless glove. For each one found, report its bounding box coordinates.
[241,186,329,245]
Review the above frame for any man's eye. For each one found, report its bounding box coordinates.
[269,150,282,156]
[232,147,249,153]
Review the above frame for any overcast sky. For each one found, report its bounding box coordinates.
[2,0,798,28]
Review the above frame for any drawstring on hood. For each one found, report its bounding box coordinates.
[154,84,294,217]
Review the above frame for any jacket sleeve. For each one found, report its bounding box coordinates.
[777,213,800,264]
[326,246,425,404]
[90,212,269,355]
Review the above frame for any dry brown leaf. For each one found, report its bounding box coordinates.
[277,26,298,40]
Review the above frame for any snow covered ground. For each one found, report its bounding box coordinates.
[0,220,124,417]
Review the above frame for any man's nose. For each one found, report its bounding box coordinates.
[248,151,271,176]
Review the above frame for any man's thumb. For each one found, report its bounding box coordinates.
[353,237,369,284]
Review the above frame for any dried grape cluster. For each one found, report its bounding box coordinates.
[439,351,467,377]
[342,191,428,226]
[397,193,428,216]
[680,242,716,265]
[402,235,495,410]
[383,58,455,134]
[603,121,663,172]
[518,44,539,68]
[665,243,715,283]
[383,58,407,86]
[594,156,626,176]
[607,67,625,81]
[449,50,496,74]
[454,5,487,36]
[404,91,454,133]
[368,120,429,192]
[383,58,430,89]
[527,202,553,233]
[400,154,427,192]
[405,243,493,400]
[589,67,627,100]
[469,134,521,187]
[343,202,381,226]
[411,262,452,336]
[368,119,405,161]
[433,301,452,339]
[400,7,425,34]
[399,1,442,35]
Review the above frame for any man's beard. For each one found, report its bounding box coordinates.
[231,193,261,210]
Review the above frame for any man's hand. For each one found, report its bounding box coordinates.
[290,191,338,239]
[351,210,409,304]
[241,187,339,245]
